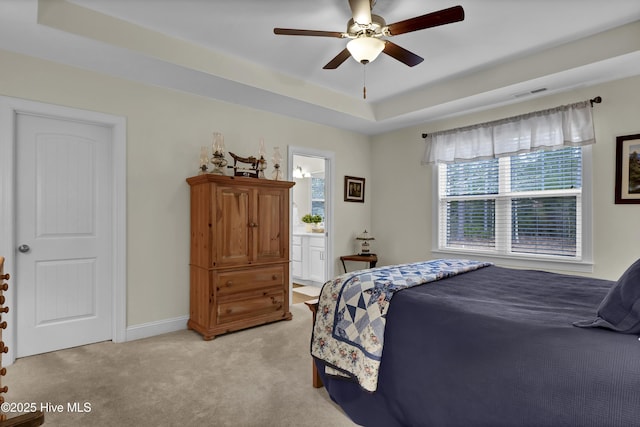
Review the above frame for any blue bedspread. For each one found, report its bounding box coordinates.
[310,259,491,391]
[316,265,640,427]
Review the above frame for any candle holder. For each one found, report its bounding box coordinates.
[257,138,267,179]
[210,132,228,175]
[271,146,283,180]
[198,146,209,175]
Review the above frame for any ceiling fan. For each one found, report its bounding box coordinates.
[273,0,465,70]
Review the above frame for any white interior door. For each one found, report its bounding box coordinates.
[15,113,113,357]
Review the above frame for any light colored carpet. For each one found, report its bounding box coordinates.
[4,304,356,427]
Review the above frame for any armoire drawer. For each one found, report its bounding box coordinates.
[217,290,284,325]
[215,265,285,296]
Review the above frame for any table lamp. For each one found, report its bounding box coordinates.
[356,230,375,255]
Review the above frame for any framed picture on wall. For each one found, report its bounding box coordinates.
[615,133,640,204]
[344,176,365,203]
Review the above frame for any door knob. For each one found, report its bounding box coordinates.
[18,244,30,253]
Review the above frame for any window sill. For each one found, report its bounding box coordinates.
[431,249,594,274]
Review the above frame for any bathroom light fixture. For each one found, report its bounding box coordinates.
[292,166,311,179]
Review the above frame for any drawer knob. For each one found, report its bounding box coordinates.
[272,275,278,280]
[0,273,8,280]
[226,281,233,287]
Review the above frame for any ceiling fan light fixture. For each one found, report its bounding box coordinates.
[347,37,385,64]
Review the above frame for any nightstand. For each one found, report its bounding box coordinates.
[339,254,378,273]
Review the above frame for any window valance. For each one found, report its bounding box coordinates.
[421,100,595,165]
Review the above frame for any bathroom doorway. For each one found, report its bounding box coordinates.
[288,146,334,304]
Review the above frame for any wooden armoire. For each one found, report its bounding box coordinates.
[186,174,295,340]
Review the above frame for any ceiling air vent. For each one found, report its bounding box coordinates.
[513,87,548,98]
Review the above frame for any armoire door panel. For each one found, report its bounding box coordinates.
[216,186,251,266]
[255,190,286,261]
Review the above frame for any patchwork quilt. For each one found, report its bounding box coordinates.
[310,259,492,391]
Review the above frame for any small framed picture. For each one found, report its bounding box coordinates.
[615,133,640,204]
[344,176,365,203]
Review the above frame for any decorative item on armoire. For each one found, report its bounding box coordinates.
[228,152,261,178]
[257,138,267,179]
[198,146,209,174]
[271,146,283,180]
[210,132,228,175]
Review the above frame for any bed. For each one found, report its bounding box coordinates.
[310,259,640,427]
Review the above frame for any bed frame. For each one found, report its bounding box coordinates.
[303,299,322,388]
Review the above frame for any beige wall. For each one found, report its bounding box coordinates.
[0,49,371,327]
[371,75,640,281]
[3,47,638,331]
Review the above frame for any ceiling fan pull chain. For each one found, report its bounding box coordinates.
[363,63,367,99]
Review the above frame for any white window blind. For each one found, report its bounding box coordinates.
[438,147,582,259]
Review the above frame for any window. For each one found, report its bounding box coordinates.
[311,177,325,220]
[437,147,586,261]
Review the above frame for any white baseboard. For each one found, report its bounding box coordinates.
[125,315,189,342]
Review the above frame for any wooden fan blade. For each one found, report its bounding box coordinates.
[323,48,352,69]
[349,0,372,25]
[274,28,345,38]
[386,5,464,36]
[383,41,424,67]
